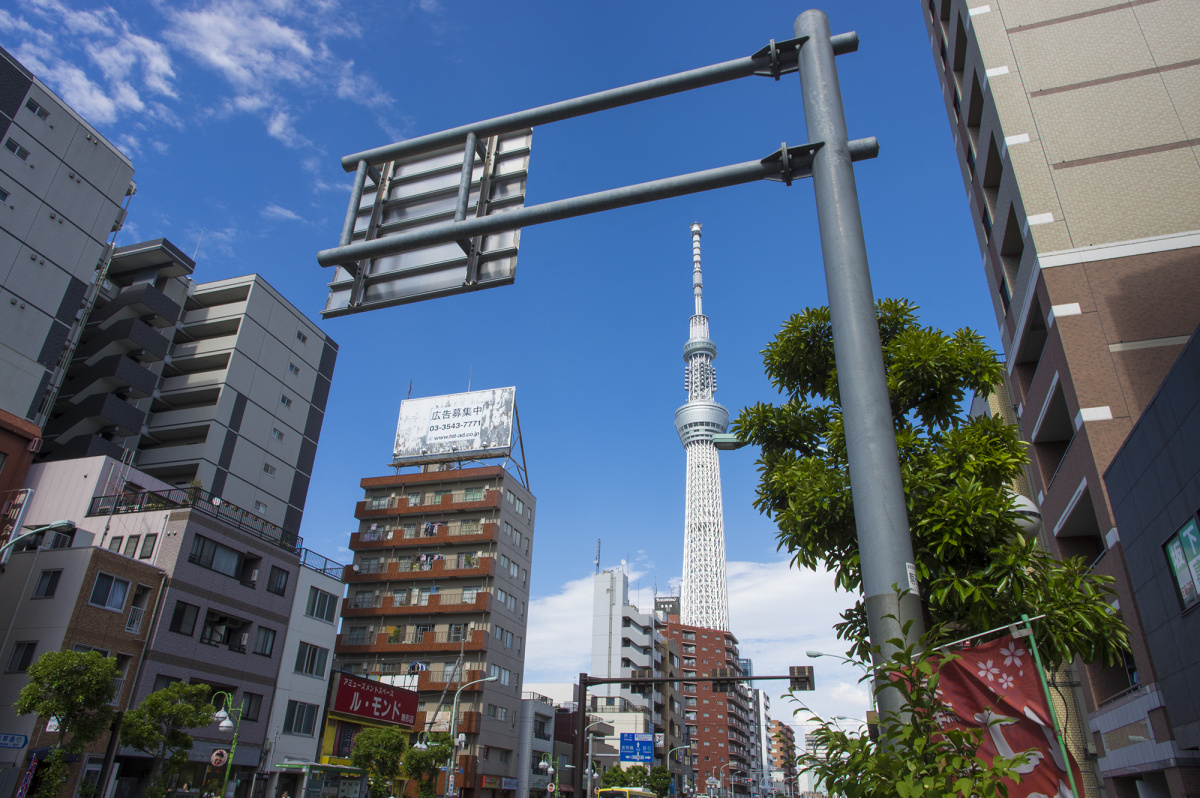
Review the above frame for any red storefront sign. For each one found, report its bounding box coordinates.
[935,634,1083,798]
[330,672,418,726]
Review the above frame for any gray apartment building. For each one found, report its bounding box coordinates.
[336,462,535,798]
[922,1,1200,796]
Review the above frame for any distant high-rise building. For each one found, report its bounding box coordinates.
[923,1,1200,794]
[675,223,730,631]
[768,720,797,797]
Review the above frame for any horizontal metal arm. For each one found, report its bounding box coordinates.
[318,137,878,269]
[339,32,859,170]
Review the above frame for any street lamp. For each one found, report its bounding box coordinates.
[539,753,560,797]
[805,651,876,713]
[583,719,609,798]
[211,691,244,798]
[668,746,691,798]
[443,675,498,798]
[0,519,75,570]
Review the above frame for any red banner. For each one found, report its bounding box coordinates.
[935,634,1082,798]
[330,672,418,726]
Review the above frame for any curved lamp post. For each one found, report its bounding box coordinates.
[583,719,609,798]
[538,753,559,797]
[443,675,498,798]
[211,691,244,798]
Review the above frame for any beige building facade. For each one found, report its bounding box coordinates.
[922,2,1200,796]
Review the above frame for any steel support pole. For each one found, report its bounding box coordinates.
[793,9,925,720]
[341,160,370,246]
[573,675,588,798]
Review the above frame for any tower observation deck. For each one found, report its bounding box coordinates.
[674,222,730,630]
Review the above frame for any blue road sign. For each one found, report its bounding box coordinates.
[0,734,27,749]
[619,733,653,763]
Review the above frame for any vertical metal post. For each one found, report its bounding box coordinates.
[573,675,588,798]
[793,9,925,720]
[341,160,370,246]
[455,133,478,223]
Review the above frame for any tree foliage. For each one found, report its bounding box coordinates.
[599,765,652,789]
[645,766,673,798]
[799,631,1030,798]
[351,726,410,798]
[732,298,1128,667]
[14,650,119,798]
[399,733,453,798]
[119,682,216,798]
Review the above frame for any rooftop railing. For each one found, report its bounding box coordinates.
[87,487,302,553]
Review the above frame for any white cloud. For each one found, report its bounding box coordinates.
[526,559,873,726]
[262,203,303,222]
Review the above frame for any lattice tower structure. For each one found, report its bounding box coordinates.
[674,222,730,630]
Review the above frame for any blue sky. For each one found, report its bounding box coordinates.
[1,0,990,727]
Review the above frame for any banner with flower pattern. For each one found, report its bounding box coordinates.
[934,634,1083,798]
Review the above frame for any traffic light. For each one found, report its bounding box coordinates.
[711,667,736,692]
[789,665,814,691]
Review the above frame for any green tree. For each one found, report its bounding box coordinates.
[732,299,1128,666]
[734,299,1132,796]
[14,650,119,798]
[399,733,453,798]
[645,766,673,798]
[350,726,410,798]
[599,767,631,788]
[119,682,216,798]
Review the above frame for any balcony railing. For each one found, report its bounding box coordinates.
[125,606,145,634]
[349,595,383,609]
[386,631,475,645]
[88,487,301,552]
[300,548,345,580]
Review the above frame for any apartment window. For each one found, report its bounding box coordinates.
[515,498,524,514]
[503,630,513,648]
[253,627,276,656]
[89,573,129,611]
[306,587,337,622]
[283,700,318,735]
[253,500,268,513]
[5,138,30,161]
[506,490,514,504]
[464,487,483,501]
[280,394,293,408]
[498,750,510,764]
[0,187,8,203]
[33,570,61,598]
[122,536,140,558]
[242,692,263,722]
[24,98,49,120]
[295,642,328,677]
[152,674,180,692]
[462,586,479,604]
[267,566,289,596]
[139,534,157,559]
[486,704,508,721]
[169,602,200,636]
[405,492,421,506]
[189,535,242,578]
[263,463,277,477]
[296,330,308,344]
[6,642,36,673]
[74,644,109,656]
[271,427,285,441]
[107,537,122,552]
[287,362,300,376]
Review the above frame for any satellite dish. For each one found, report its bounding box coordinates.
[352,563,360,572]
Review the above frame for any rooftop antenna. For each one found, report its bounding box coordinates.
[594,539,601,574]
[407,380,413,399]
[467,365,473,392]
[193,228,205,260]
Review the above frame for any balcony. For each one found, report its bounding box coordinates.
[337,628,490,656]
[351,522,498,550]
[125,606,145,634]
[342,591,493,618]
[355,489,501,520]
[343,556,496,583]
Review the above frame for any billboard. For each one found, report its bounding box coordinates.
[329,672,418,727]
[393,387,516,465]
[323,129,532,318]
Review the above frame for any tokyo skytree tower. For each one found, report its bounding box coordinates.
[674,222,730,630]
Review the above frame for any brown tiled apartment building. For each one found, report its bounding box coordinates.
[336,464,534,798]
[922,1,1200,795]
